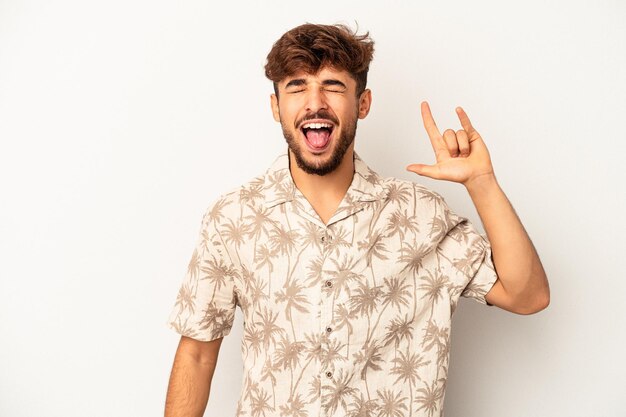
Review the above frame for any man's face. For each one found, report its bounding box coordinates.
[271,67,372,176]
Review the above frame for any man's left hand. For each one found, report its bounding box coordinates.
[406,101,495,187]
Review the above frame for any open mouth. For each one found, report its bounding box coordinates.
[300,121,335,151]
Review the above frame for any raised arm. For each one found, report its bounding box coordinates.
[165,336,223,417]
[406,101,550,314]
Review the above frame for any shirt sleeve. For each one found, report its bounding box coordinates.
[167,205,239,342]
[435,197,499,306]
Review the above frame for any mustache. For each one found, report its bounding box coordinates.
[296,110,339,127]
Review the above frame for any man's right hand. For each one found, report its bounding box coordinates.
[164,336,223,417]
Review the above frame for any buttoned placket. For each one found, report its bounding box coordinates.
[272,154,385,416]
[319,225,335,416]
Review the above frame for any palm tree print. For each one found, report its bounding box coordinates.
[255,306,283,350]
[376,388,408,417]
[278,393,309,417]
[346,392,379,417]
[322,368,357,415]
[250,386,275,417]
[223,218,250,249]
[244,325,263,362]
[269,225,299,257]
[419,269,447,318]
[186,247,201,281]
[357,232,389,268]
[200,255,238,303]
[453,245,484,276]
[333,303,357,356]
[304,255,324,288]
[198,302,233,338]
[320,337,347,374]
[352,341,383,399]
[326,254,363,300]
[369,275,412,338]
[386,183,413,206]
[275,278,310,340]
[273,336,306,395]
[174,282,195,315]
[290,332,323,400]
[390,349,431,415]
[260,356,281,408]
[386,209,420,243]
[381,314,415,352]
[245,205,275,255]
[414,380,444,417]
[168,317,198,340]
[206,196,231,224]
[240,184,264,206]
[168,151,499,416]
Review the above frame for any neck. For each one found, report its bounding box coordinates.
[288,147,355,205]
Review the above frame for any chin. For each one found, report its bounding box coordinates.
[294,141,353,176]
[282,120,355,176]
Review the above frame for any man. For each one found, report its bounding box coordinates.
[164,23,549,417]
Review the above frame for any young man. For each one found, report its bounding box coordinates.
[165,23,549,417]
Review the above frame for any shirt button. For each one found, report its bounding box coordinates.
[320,236,326,243]
[325,326,332,333]
[325,371,333,378]
[325,280,332,287]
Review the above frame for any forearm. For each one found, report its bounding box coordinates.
[464,173,549,310]
[164,344,217,417]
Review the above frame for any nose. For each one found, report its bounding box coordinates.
[304,87,328,113]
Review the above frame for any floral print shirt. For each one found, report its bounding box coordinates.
[168,151,498,417]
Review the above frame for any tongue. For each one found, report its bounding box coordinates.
[305,129,331,149]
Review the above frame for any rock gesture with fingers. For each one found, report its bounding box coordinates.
[406,101,495,187]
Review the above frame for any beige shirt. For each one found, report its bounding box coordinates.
[168,151,498,417]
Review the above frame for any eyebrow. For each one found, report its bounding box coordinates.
[321,79,347,89]
[285,79,306,88]
[284,78,347,89]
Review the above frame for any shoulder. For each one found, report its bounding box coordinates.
[199,162,275,228]
[199,152,292,227]
[378,175,465,231]
[378,174,447,208]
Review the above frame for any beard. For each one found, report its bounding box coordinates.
[280,109,358,176]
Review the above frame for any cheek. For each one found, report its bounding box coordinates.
[333,99,359,119]
[278,103,300,125]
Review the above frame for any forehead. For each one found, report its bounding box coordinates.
[280,66,355,86]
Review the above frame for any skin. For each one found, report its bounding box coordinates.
[270,67,372,224]
[406,102,550,314]
[164,65,550,416]
[164,336,223,417]
[272,66,549,313]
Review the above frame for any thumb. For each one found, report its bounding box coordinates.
[406,163,440,179]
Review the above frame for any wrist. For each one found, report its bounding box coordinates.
[463,171,498,194]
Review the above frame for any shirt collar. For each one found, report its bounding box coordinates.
[263,150,388,209]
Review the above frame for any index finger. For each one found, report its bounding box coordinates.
[420,101,442,140]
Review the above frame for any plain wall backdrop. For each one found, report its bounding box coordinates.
[1,0,624,416]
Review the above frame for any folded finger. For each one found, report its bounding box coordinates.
[443,129,459,157]
[456,129,470,156]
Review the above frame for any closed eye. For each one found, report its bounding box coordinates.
[322,79,347,92]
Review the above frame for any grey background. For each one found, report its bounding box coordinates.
[1,0,624,416]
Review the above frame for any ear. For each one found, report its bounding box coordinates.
[270,93,281,122]
[357,89,372,119]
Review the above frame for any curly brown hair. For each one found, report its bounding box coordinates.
[264,23,375,97]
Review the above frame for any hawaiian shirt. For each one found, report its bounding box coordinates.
[168,151,498,417]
